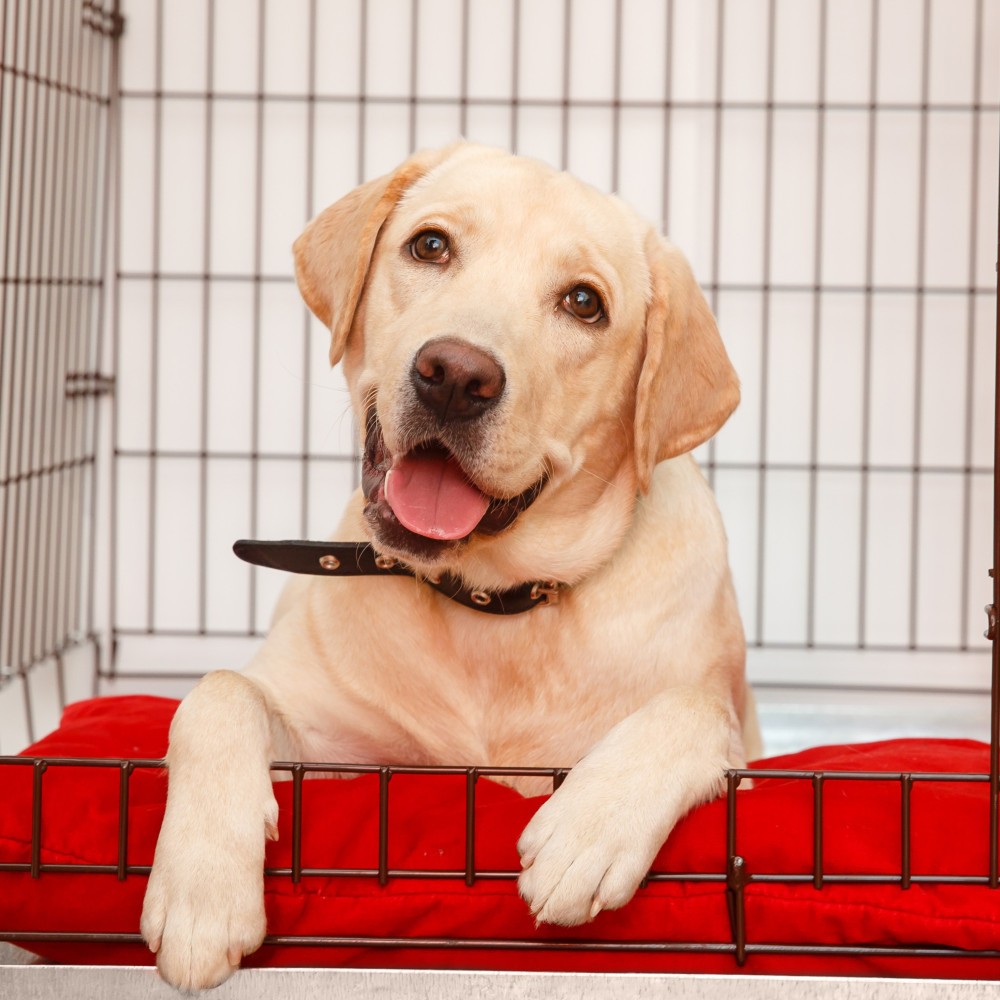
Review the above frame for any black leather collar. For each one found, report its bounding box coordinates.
[233,539,562,616]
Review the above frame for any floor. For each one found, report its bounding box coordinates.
[1,948,998,1000]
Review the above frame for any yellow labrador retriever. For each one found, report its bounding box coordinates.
[140,142,760,991]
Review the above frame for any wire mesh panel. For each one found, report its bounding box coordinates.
[108,0,1000,709]
[0,0,120,746]
[3,0,1000,980]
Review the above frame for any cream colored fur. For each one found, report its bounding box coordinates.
[140,143,760,991]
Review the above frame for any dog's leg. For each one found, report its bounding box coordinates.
[141,670,281,991]
[517,684,739,926]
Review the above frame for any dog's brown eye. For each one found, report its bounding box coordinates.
[410,230,450,263]
[562,285,605,324]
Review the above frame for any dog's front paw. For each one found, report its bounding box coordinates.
[516,774,662,927]
[142,835,271,992]
[516,690,735,926]
[141,791,278,992]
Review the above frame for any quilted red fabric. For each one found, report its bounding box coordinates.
[2,695,1000,978]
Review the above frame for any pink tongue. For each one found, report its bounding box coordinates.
[385,450,490,540]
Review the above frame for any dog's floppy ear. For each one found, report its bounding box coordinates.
[634,232,740,493]
[293,145,457,365]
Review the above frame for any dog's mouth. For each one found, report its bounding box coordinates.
[361,409,545,558]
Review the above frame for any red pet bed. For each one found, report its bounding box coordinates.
[2,695,999,978]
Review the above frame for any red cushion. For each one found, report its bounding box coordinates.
[2,695,1000,978]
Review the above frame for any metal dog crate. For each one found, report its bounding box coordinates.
[1,0,1000,995]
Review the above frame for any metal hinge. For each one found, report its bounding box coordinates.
[986,569,997,641]
[82,1,125,39]
[65,371,115,398]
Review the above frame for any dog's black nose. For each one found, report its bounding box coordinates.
[411,337,506,423]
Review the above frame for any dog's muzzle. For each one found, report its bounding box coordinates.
[361,408,546,560]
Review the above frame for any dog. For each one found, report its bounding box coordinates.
[140,142,760,991]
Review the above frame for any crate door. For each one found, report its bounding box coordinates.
[0,0,120,750]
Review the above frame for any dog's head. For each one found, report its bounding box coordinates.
[294,144,738,585]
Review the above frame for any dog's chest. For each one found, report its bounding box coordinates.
[441,600,670,768]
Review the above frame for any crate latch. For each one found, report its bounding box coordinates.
[65,372,115,398]
[82,1,125,38]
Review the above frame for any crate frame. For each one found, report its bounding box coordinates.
[2,0,1000,988]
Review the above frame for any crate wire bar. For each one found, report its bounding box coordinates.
[5,755,1000,966]
[4,755,1000,966]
